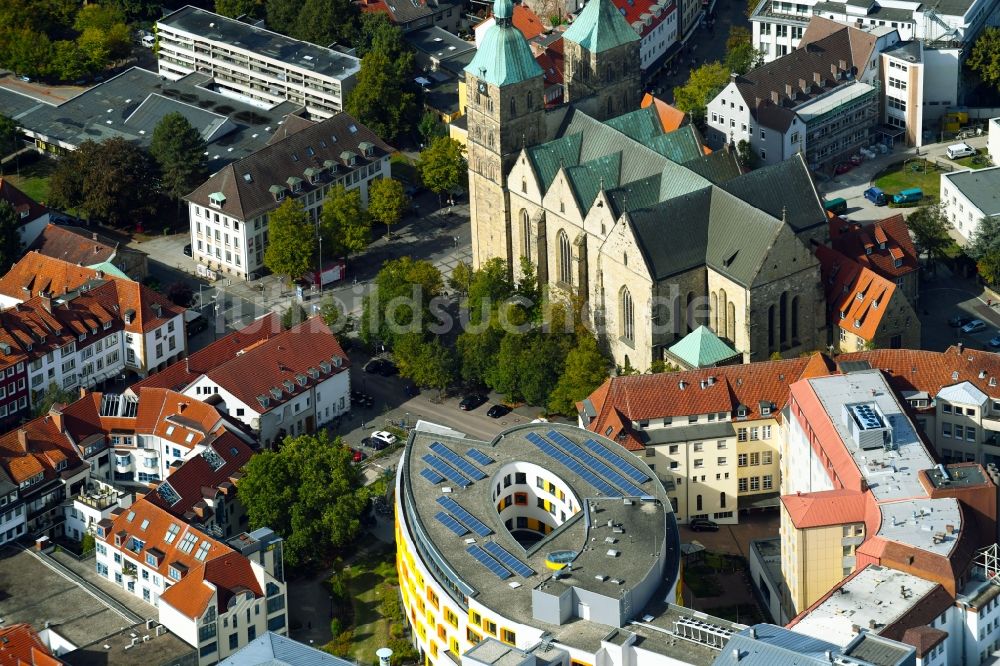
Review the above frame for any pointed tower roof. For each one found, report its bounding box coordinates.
[465,0,543,87]
[667,326,741,368]
[563,0,640,53]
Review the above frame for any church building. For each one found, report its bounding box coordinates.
[464,0,831,370]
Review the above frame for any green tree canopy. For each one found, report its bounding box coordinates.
[0,114,19,157]
[906,204,952,270]
[418,137,466,200]
[548,333,610,415]
[345,43,417,142]
[361,257,443,349]
[265,0,304,35]
[354,12,406,57]
[320,183,371,258]
[367,177,408,238]
[294,0,359,48]
[0,201,23,274]
[282,303,310,329]
[394,333,457,393]
[968,27,1000,89]
[34,381,77,417]
[673,61,730,126]
[215,0,264,19]
[725,26,762,75]
[263,198,316,281]
[419,111,446,143]
[448,260,474,295]
[237,431,365,567]
[150,112,208,201]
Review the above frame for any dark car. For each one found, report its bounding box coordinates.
[183,243,192,257]
[364,358,398,376]
[834,162,853,175]
[487,404,511,418]
[689,518,720,532]
[949,314,974,328]
[459,394,488,411]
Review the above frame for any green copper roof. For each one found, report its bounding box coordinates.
[565,151,621,210]
[563,0,640,53]
[87,261,131,280]
[668,326,741,368]
[604,108,663,145]
[465,20,543,87]
[494,0,513,20]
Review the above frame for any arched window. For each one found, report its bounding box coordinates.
[558,230,572,284]
[727,301,736,342]
[527,91,533,108]
[791,296,800,341]
[623,252,628,267]
[521,209,531,262]
[686,291,695,332]
[710,292,718,331]
[779,291,789,344]
[510,98,517,115]
[719,289,728,339]
[620,286,634,342]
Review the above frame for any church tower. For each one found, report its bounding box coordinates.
[464,0,545,269]
[562,0,641,120]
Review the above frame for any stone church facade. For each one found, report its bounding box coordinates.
[464,0,830,371]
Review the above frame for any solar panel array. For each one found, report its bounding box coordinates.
[435,511,469,536]
[581,438,650,483]
[483,541,535,577]
[437,497,492,537]
[466,449,495,466]
[467,545,511,580]
[430,442,487,480]
[525,432,620,497]
[546,430,647,496]
[422,454,472,488]
[420,468,445,484]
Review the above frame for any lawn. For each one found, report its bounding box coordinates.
[873,159,942,204]
[951,150,993,171]
[390,153,420,186]
[2,156,56,205]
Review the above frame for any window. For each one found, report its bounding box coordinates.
[943,423,952,438]
[762,451,773,465]
[943,404,952,414]
[693,459,704,468]
[620,287,634,342]
[229,633,239,651]
[558,231,572,284]
[693,443,703,452]
[955,424,964,440]
[738,453,748,466]
[178,532,198,554]
[763,475,773,490]
[763,425,772,439]
[967,427,977,441]
[750,476,760,491]
[737,428,747,442]
[750,452,760,466]
[718,457,727,466]
[750,427,759,441]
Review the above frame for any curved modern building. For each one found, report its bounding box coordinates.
[395,423,684,666]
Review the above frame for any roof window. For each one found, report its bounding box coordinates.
[209,192,226,208]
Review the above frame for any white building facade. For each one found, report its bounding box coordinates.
[940,166,1000,245]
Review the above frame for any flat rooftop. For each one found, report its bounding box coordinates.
[791,565,938,647]
[925,463,987,489]
[943,166,1000,218]
[62,625,195,666]
[17,68,302,171]
[406,26,477,60]
[158,6,360,80]
[0,86,51,121]
[809,371,936,502]
[627,603,746,665]
[796,81,876,123]
[878,498,962,557]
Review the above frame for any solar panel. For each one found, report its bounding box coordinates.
[483,541,535,577]
[466,449,495,466]
[437,497,492,537]
[525,432,620,497]
[547,430,647,496]
[581,438,650,483]
[435,511,469,536]
[430,442,487,480]
[422,454,472,488]
[420,468,445,484]
[466,544,511,580]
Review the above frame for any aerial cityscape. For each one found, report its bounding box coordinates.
[1,0,1000,663]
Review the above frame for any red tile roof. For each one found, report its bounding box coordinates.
[132,313,282,392]
[0,252,103,302]
[0,411,83,485]
[0,624,65,666]
[815,244,897,342]
[611,0,675,38]
[829,213,919,281]
[0,178,47,227]
[641,93,687,132]
[781,488,868,528]
[160,550,263,619]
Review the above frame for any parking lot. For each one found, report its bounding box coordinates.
[919,270,1000,352]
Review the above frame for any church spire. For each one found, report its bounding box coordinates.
[494,0,513,26]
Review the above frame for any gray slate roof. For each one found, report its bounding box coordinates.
[719,154,826,234]
[185,112,393,221]
[218,632,354,665]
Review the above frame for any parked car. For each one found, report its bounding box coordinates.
[349,448,367,463]
[18,75,30,83]
[834,163,853,175]
[486,404,511,418]
[962,319,987,334]
[989,332,1000,348]
[366,431,398,450]
[949,314,974,328]
[364,358,398,376]
[183,243,192,257]
[863,187,887,206]
[459,393,488,411]
[892,188,923,205]
[689,518,720,532]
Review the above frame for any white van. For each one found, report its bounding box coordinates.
[947,143,976,159]
[141,34,155,48]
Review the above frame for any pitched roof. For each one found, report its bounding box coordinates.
[133,313,282,392]
[219,632,354,666]
[0,252,104,301]
[668,325,741,368]
[465,12,545,86]
[185,113,393,221]
[899,626,948,658]
[641,93,687,132]
[815,244,896,342]
[780,488,868,528]
[0,624,65,666]
[0,178,47,225]
[719,154,826,234]
[563,0,640,53]
[28,224,142,268]
[160,550,263,619]
[799,16,879,76]
[830,213,920,280]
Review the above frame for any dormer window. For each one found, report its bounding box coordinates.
[269,185,288,202]
[304,168,320,185]
[323,159,338,173]
[359,141,374,158]
[287,176,303,193]
[209,192,226,209]
[865,247,872,255]
[879,242,886,250]
[257,395,270,409]
[341,151,357,167]
[894,259,903,268]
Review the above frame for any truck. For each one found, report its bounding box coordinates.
[864,187,886,206]
[892,188,923,205]
[306,259,347,288]
[823,197,848,215]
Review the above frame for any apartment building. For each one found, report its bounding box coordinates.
[156,7,360,119]
[95,498,288,665]
[29,224,150,281]
[881,41,924,147]
[611,0,679,73]
[0,467,26,548]
[358,0,462,34]
[184,113,392,280]
[0,177,50,248]
[705,21,892,168]
[829,213,920,305]
[578,354,831,523]
[940,166,1000,245]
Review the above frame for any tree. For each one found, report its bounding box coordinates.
[0,114,19,157]
[906,205,952,271]
[150,112,208,203]
[345,45,417,142]
[34,382,77,416]
[0,201,23,274]
[978,251,1000,287]
[448,260,474,295]
[466,258,513,324]
[968,27,1000,89]
[263,198,316,282]
[320,184,370,258]
[49,40,90,82]
[725,26,761,76]
[165,281,194,307]
[417,137,466,202]
[237,431,365,567]
[49,138,158,227]
[746,0,763,15]
[354,12,405,57]
[367,178,408,238]
[294,0,359,48]
[282,303,309,329]
[265,0,305,35]
[548,333,610,415]
[394,333,456,393]
[319,295,352,335]
[419,111,446,143]
[361,257,443,349]
[970,215,1000,286]
[673,61,730,126]
[215,0,263,18]
[736,139,756,169]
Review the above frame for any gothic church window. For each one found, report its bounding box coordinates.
[620,287,634,342]
[558,231,572,285]
[521,210,531,262]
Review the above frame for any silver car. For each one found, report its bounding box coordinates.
[961,319,986,334]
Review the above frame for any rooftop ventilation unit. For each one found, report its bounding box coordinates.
[843,401,893,451]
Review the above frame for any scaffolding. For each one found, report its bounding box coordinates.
[974,544,1000,584]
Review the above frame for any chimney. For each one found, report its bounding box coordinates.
[78,386,87,399]
[50,409,63,433]
[92,232,98,241]
[813,71,822,84]
[749,627,756,639]
[946,524,955,534]
[16,429,28,452]
[771,90,780,104]
[731,72,738,81]
[785,83,793,97]
[869,619,877,629]
[178,402,187,414]
[958,342,965,353]
[755,96,762,108]
[39,293,51,313]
